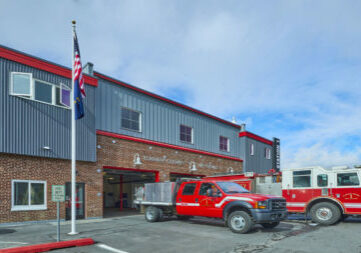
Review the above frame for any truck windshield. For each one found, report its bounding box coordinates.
[216,182,249,194]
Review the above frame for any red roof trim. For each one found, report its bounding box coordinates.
[239,131,273,145]
[94,72,240,128]
[97,130,243,162]
[0,46,98,87]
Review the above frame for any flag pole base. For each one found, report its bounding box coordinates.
[68,232,79,235]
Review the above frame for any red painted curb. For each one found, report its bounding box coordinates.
[0,238,95,253]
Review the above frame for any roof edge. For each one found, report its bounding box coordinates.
[94,71,240,129]
[239,131,273,145]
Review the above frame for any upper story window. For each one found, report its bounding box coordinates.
[180,125,193,143]
[10,72,70,108]
[219,136,230,152]
[293,170,311,188]
[11,180,47,211]
[121,107,141,132]
[337,173,360,186]
[250,143,255,155]
[265,147,271,159]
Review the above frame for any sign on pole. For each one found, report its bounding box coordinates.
[52,185,65,202]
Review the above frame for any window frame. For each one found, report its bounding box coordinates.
[9,72,70,109]
[219,136,230,152]
[336,172,360,187]
[10,72,33,97]
[317,174,328,187]
[250,143,255,156]
[120,107,142,132]
[11,180,47,211]
[182,183,197,195]
[292,170,312,188]
[265,147,271,159]
[179,124,193,144]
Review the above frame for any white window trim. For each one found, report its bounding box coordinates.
[250,143,254,156]
[220,136,230,152]
[9,72,70,110]
[11,180,47,211]
[180,124,193,144]
[10,72,33,96]
[59,83,71,108]
[266,148,271,159]
[121,107,142,133]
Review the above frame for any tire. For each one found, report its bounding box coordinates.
[145,206,161,222]
[261,222,280,229]
[227,211,254,234]
[176,215,191,220]
[310,202,341,225]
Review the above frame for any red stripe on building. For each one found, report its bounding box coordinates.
[97,130,243,162]
[239,131,273,145]
[0,46,98,87]
[94,72,240,128]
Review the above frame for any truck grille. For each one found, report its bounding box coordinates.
[270,199,286,210]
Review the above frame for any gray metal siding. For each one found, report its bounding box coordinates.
[96,78,241,158]
[243,138,273,173]
[0,58,96,162]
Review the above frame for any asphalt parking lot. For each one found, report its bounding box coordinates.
[0,215,360,253]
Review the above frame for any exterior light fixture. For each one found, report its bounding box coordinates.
[97,168,102,173]
[112,140,116,144]
[134,153,142,165]
[43,146,51,150]
[228,167,234,173]
[190,161,197,172]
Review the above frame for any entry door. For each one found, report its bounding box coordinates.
[66,182,85,220]
[196,183,223,218]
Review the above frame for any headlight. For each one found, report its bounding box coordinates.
[256,201,267,209]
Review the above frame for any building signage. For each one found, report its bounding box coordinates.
[272,138,280,171]
[142,155,218,169]
[52,185,65,202]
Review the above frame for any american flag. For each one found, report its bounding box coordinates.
[73,32,85,98]
[73,31,85,119]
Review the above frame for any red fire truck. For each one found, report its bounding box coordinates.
[135,178,287,233]
[206,166,361,225]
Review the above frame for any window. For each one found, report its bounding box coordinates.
[10,72,70,108]
[293,170,311,188]
[219,136,229,152]
[259,177,266,184]
[12,180,47,211]
[217,182,249,194]
[121,107,141,132]
[317,174,328,187]
[265,148,271,159]
[337,173,360,186]
[250,143,255,155]
[10,72,32,96]
[180,125,193,143]
[182,183,197,195]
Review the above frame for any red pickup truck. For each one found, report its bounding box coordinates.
[135,179,287,233]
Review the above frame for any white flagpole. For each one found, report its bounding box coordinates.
[69,20,78,235]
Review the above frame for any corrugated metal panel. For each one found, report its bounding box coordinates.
[96,78,241,158]
[244,138,273,173]
[0,58,96,162]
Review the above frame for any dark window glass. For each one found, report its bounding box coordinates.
[35,80,52,103]
[337,173,360,186]
[293,170,311,188]
[121,108,140,131]
[182,183,196,195]
[317,174,328,187]
[219,136,229,151]
[31,183,45,205]
[14,182,29,206]
[180,125,192,143]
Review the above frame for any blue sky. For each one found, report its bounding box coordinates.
[1,0,361,168]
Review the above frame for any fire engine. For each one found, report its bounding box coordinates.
[134,178,287,233]
[206,165,361,225]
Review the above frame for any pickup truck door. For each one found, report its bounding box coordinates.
[196,183,223,218]
[176,182,200,216]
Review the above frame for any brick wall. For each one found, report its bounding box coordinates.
[0,154,101,223]
[96,135,243,181]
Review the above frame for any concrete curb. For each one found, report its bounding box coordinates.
[0,238,95,253]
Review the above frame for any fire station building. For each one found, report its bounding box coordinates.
[0,45,279,224]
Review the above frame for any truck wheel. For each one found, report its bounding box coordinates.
[145,206,161,222]
[261,222,280,229]
[310,202,341,225]
[227,211,254,234]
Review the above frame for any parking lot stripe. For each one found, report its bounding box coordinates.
[97,243,129,253]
